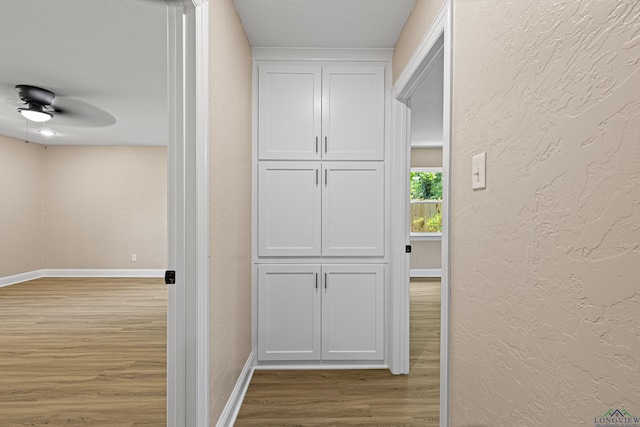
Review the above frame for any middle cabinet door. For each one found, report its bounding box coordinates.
[322,162,384,257]
[258,161,384,257]
[258,161,322,256]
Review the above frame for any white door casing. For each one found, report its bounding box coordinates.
[166,1,209,426]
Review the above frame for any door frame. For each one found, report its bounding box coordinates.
[166,1,210,425]
[389,2,451,426]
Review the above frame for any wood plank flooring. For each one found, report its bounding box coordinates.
[0,277,167,426]
[235,279,441,426]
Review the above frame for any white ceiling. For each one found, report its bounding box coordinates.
[234,0,415,48]
[0,0,168,146]
[0,0,415,147]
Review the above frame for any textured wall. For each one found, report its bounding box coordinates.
[209,0,253,422]
[43,146,167,269]
[451,1,640,425]
[392,0,446,82]
[0,135,44,277]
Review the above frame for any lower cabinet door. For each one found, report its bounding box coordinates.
[321,265,384,360]
[257,265,321,361]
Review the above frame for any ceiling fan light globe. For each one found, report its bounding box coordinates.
[19,108,53,122]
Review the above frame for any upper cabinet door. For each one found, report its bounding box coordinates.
[258,65,322,160]
[322,66,385,161]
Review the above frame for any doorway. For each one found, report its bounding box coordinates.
[390,3,451,426]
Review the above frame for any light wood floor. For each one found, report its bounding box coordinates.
[235,279,441,426]
[0,277,167,426]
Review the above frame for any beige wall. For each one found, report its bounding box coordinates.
[396,0,640,425]
[1,142,166,277]
[410,240,441,270]
[392,0,446,82]
[209,0,253,421]
[0,135,44,277]
[42,146,167,269]
[450,1,640,425]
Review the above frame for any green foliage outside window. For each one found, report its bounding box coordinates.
[410,171,442,201]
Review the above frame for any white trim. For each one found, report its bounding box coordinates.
[411,142,444,148]
[43,269,165,277]
[182,2,210,425]
[255,363,387,370]
[440,5,453,426]
[215,353,255,427]
[166,6,187,425]
[166,1,210,425]
[194,2,210,425]
[388,99,410,374]
[251,47,393,62]
[410,269,442,278]
[390,2,451,426]
[0,269,165,288]
[410,233,442,241]
[0,270,44,288]
[411,166,443,173]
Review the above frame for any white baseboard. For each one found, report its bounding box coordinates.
[216,352,255,427]
[43,269,165,278]
[255,362,388,370]
[410,268,442,278]
[0,269,165,288]
[0,270,45,288]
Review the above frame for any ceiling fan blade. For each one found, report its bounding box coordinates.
[49,97,116,128]
[16,84,55,106]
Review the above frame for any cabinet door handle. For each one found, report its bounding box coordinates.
[315,136,318,154]
[324,169,327,187]
[324,136,328,154]
[315,273,318,291]
[324,273,327,292]
[316,169,319,187]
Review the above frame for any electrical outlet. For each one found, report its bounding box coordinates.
[472,152,486,190]
[131,254,137,262]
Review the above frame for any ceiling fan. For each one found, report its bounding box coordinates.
[2,83,116,128]
[16,84,56,122]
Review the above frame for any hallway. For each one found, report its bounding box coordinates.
[235,279,441,426]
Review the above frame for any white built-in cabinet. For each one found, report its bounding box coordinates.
[255,59,387,364]
[258,161,384,257]
[258,65,384,161]
[257,264,384,361]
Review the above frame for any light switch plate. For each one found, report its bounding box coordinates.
[472,152,486,190]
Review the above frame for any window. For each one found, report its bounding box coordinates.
[410,168,442,236]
